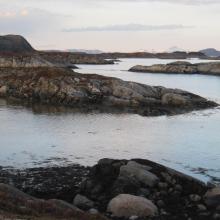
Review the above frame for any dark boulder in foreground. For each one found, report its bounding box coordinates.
[0,35,35,53]
[78,158,220,219]
[0,67,217,116]
[129,61,220,76]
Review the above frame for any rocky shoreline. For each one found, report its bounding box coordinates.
[0,66,217,117]
[0,159,220,220]
[129,61,220,76]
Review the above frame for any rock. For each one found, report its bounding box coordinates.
[0,85,7,97]
[129,61,220,76]
[157,200,165,208]
[119,161,159,187]
[0,66,217,117]
[158,182,168,190]
[190,194,201,202]
[107,194,158,218]
[73,194,95,210]
[175,184,183,192]
[0,35,34,53]
[213,213,220,219]
[89,208,99,215]
[197,204,207,212]
[204,187,220,207]
[0,54,54,68]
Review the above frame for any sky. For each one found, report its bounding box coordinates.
[0,0,220,52]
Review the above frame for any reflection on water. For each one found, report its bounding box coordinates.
[0,58,220,183]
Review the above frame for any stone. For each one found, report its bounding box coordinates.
[0,86,7,97]
[157,200,165,208]
[89,208,99,215]
[158,182,168,189]
[175,184,183,192]
[73,194,95,210]
[119,161,159,187]
[129,216,138,220]
[204,187,220,207]
[213,213,220,219]
[107,194,158,218]
[190,194,201,202]
[197,204,207,212]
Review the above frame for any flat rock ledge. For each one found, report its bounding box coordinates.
[1,159,220,220]
[129,61,220,76]
[0,67,217,116]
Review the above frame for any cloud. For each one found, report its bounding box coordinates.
[105,0,220,4]
[63,24,194,32]
[0,9,64,36]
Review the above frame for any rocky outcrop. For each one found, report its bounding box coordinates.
[0,54,54,68]
[0,35,34,53]
[39,52,115,66]
[129,61,220,76]
[0,67,217,116]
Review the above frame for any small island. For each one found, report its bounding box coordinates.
[129,61,220,76]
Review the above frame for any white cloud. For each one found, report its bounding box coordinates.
[63,24,194,32]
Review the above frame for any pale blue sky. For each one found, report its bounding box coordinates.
[0,0,219,52]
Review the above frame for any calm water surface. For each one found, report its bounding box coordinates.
[0,58,220,183]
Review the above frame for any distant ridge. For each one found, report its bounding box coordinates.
[68,49,104,54]
[0,35,35,53]
[200,48,220,57]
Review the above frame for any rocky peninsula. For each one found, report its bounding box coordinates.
[129,61,220,76]
[0,158,220,220]
[0,66,217,116]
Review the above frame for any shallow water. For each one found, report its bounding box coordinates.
[0,58,220,183]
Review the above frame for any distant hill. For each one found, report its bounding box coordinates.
[0,35,35,53]
[167,46,185,53]
[200,48,220,57]
[68,49,104,54]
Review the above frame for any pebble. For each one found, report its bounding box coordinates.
[190,194,201,202]
[157,200,165,208]
[213,213,220,219]
[129,216,138,220]
[158,182,168,189]
[197,204,207,212]
[89,208,99,215]
[175,184,183,191]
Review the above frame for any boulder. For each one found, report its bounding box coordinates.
[119,161,159,187]
[73,194,95,210]
[204,187,220,207]
[107,194,158,218]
